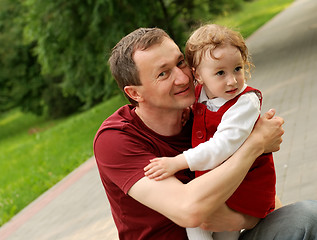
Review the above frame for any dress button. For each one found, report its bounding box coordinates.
[196,131,204,139]
[196,108,203,115]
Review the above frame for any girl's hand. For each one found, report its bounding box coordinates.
[144,157,176,180]
[144,154,189,181]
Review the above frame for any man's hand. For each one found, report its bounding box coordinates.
[199,204,259,232]
[252,109,284,154]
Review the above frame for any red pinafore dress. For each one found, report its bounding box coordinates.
[192,85,276,218]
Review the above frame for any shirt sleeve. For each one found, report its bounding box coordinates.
[94,129,156,194]
[183,92,261,171]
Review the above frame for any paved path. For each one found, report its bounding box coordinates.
[1,0,316,239]
[0,158,118,240]
[246,0,317,205]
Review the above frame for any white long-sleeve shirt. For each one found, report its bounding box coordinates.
[183,84,261,171]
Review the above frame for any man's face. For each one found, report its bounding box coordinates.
[133,37,195,112]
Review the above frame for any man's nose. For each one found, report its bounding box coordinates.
[174,67,190,85]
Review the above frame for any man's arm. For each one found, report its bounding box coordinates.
[129,109,284,230]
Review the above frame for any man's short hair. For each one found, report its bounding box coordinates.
[109,28,170,106]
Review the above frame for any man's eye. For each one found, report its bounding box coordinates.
[159,71,166,77]
[216,70,225,76]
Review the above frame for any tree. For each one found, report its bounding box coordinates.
[0,0,247,118]
[0,0,46,115]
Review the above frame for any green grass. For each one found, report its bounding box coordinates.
[0,94,128,226]
[0,0,295,227]
[213,0,294,38]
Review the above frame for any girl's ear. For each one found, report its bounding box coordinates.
[192,68,203,85]
[124,86,144,103]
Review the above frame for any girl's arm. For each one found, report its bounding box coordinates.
[185,92,260,171]
[145,92,260,180]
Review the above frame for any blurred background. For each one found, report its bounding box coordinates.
[2,0,305,237]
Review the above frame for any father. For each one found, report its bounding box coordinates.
[93,28,317,239]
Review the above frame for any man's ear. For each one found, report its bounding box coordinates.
[192,68,203,85]
[124,86,144,103]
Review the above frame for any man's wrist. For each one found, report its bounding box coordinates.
[244,133,264,158]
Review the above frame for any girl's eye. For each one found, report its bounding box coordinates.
[216,70,225,76]
[235,66,242,72]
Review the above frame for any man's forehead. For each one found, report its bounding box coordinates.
[133,38,183,67]
[132,38,191,87]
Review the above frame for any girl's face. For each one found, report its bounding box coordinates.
[194,44,245,100]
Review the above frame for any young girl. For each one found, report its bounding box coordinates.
[144,24,276,240]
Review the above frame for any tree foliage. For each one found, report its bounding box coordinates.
[0,0,248,118]
[0,0,44,114]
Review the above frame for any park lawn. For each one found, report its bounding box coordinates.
[0,94,128,226]
[0,0,294,227]
[213,0,294,38]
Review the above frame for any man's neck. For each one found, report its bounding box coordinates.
[135,106,183,136]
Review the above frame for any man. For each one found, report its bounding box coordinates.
[94,28,317,239]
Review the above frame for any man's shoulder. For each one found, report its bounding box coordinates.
[105,104,134,125]
[94,104,135,143]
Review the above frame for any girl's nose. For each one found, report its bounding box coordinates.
[227,75,237,85]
